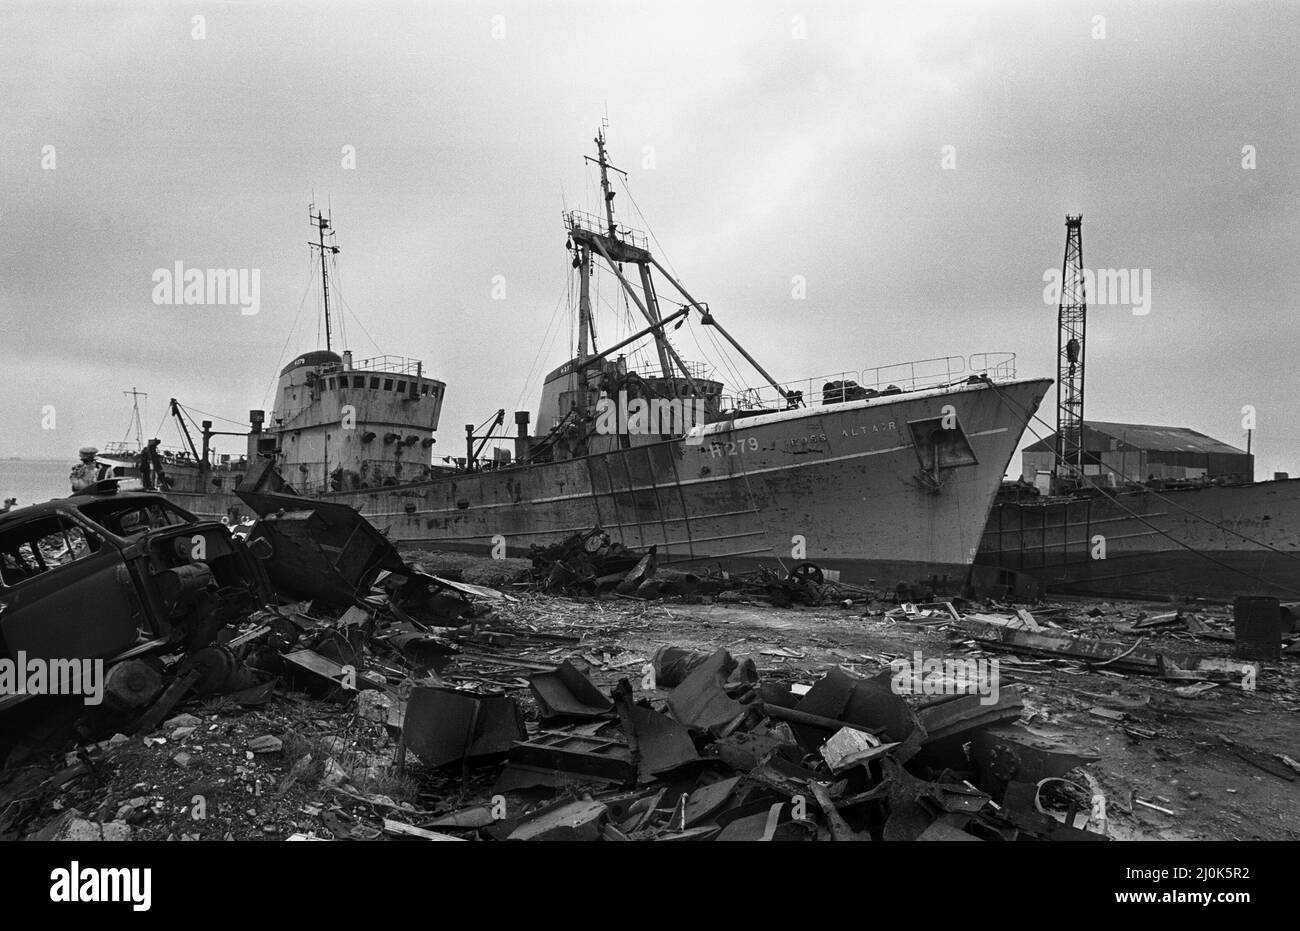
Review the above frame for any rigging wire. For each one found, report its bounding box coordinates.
[121,408,138,447]
[327,250,352,352]
[176,403,212,460]
[688,314,747,397]
[472,409,501,433]
[262,250,318,411]
[513,275,572,414]
[591,279,649,374]
[706,325,747,393]
[330,265,384,357]
[180,406,248,430]
[621,176,679,281]
[593,256,675,377]
[156,402,191,456]
[621,173,758,395]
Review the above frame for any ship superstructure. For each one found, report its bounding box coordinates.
[262,207,447,493]
[267,347,444,492]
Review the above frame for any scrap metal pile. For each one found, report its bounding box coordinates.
[244,606,1118,842]
[526,528,851,607]
[310,635,1114,841]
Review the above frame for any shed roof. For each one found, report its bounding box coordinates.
[1024,421,1247,456]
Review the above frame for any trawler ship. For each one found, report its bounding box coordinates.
[142,130,1051,591]
[974,425,1300,601]
[976,477,1300,601]
[95,211,448,502]
[96,393,252,496]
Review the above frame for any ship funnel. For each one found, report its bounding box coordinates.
[514,411,531,462]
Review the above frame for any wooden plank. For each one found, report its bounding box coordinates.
[382,819,466,841]
[955,620,1192,673]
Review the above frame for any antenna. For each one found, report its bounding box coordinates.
[586,123,627,240]
[309,204,341,352]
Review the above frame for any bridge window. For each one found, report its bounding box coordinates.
[396,381,406,393]
[384,379,393,391]
[370,377,380,389]
[353,376,365,389]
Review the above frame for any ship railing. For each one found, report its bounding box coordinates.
[859,355,965,391]
[719,353,1018,411]
[343,355,424,377]
[100,440,245,468]
[159,449,248,470]
[967,352,1017,380]
[627,359,714,382]
[564,210,650,252]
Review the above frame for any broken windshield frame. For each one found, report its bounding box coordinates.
[76,497,197,538]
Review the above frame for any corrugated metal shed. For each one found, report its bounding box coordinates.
[1025,421,1246,455]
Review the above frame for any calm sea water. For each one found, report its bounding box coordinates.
[0,459,73,508]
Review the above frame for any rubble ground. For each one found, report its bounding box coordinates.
[609,598,1300,840]
[2,548,1297,842]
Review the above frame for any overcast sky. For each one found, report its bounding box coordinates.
[1,0,1296,480]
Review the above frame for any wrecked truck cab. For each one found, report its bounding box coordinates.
[0,490,272,677]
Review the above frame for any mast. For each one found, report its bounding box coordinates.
[123,387,147,450]
[576,244,593,362]
[637,262,673,381]
[578,125,685,383]
[309,205,340,352]
[595,127,671,378]
[1055,215,1086,487]
[594,125,618,239]
[565,126,799,408]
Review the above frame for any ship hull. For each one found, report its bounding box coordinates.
[976,478,1300,600]
[168,378,1050,591]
